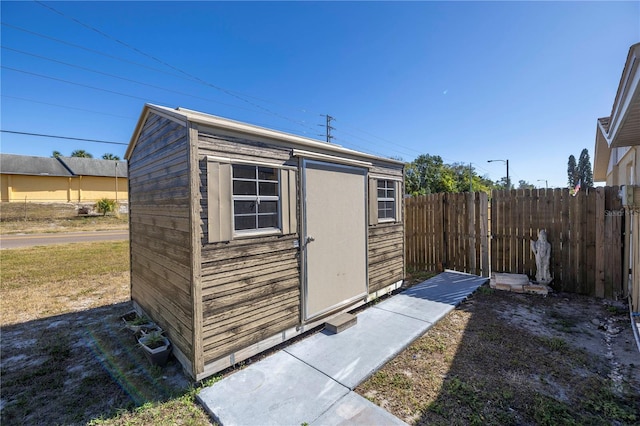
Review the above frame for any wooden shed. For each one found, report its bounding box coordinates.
[125,104,405,380]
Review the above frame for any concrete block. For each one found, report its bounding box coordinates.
[494,273,529,285]
[524,284,549,296]
[325,312,357,334]
[495,283,526,293]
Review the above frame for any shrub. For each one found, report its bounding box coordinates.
[95,198,117,216]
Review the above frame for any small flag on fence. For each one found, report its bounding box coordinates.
[573,179,581,196]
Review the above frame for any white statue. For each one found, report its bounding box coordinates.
[530,229,551,284]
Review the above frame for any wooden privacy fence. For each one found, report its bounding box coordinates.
[491,187,623,298]
[405,187,624,298]
[405,192,489,277]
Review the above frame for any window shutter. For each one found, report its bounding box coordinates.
[207,161,232,243]
[369,178,378,225]
[395,180,403,223]
[280,169,298,235]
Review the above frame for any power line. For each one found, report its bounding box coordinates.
[3,65,174,105]
[9,4,466,165]
[1,45,259,112]
[32,0,317,133]
[2,94,134,120]
[1,22,188,81]
[5,13,408,157]
[1,130,128,145]
[1,21,312,119]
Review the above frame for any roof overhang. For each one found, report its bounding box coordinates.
[125,104,404,167]
[593,119,610,181]
[598,43,640,149]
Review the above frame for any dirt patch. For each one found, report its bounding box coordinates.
[356,287,640,425]
[0,303,211,425]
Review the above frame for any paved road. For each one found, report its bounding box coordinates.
[0,230,129,249]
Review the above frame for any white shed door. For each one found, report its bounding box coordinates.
[302,160,367,321]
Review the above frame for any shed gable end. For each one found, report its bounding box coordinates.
[128,112,195,372]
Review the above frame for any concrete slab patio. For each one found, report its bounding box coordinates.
[198,270,488,425]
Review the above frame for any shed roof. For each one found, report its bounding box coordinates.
[0,153,127,178]
[126,104,405,167]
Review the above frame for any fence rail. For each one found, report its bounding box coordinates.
[405,187,624,298]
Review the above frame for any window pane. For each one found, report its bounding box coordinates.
[233,180,257,195]
[378,189,386,198]
[233,165,256,179]
[378,200,395,219]
[259,182,278,196]
[258,201,278,213]
[234,200,256,215]
[378,180,391,190]
[258,167,277,181]
[258,213,278,228]
[234,215,256,230]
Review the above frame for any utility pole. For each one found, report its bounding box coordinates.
[488,159,510,190]
[115,161,119,203]
[537,179,548,189]
[319,114,334,143]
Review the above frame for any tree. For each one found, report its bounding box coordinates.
[71,150,93,158]
[567,149,593,189]
[494,177,510,190]
[517,180,536,189]
[405,155,496,195]
[567,155,577,188]
[449,163,493,194]
[405,154,456,195]
[577,148,593,188]
[51,150,62,158]
[102,153,121,161]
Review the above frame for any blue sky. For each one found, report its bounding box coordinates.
[1,1,639,188]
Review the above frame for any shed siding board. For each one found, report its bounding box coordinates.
[367,168,405,294]
[199,133,292,163]
[188,123,205,376]
[128,113,194,364]
[197,134,302,372]
[368,222,405,293]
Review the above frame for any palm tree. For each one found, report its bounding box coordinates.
[70,150,93,158]
[102,153,120,161]
[51,150,62,158]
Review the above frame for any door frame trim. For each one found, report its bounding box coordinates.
[300,158,369,323]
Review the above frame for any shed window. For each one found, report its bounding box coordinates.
[207,158,297,243]
[377,179,396,221]
[232,165,280,232]
[369,177,402,225]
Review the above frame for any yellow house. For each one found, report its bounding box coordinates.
[0,153,127,203]
[593,43,640,329]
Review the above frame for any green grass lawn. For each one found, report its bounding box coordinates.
[0,241,214,425]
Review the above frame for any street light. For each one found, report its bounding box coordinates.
[487,159,509,189]
[537,179,548,189]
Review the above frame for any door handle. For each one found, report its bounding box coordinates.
[302,236,315,249]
